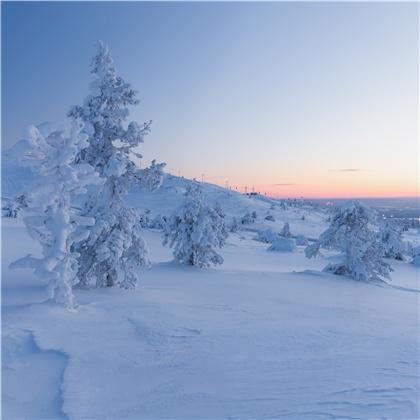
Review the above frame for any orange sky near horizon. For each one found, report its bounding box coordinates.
[196,168,420,199]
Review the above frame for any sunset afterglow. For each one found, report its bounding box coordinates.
[3,2,419,198]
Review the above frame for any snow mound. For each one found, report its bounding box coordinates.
[268,237,296,252]
[255,228,279,244]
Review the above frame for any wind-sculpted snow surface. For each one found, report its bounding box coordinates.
[2,220,419,419]
[2,329,68,419]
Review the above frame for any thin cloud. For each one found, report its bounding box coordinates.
[271,183,297,186]
[329,168,367,173]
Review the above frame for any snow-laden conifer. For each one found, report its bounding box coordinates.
[229,217,240,233]
[280,222,291,238]
[68,42,165,289]
[411,246,420,267]
[163,186,228,267]
[256,228,279,244]
[378,220,405,260]
[9,122,101,308]
[305,201,391,282]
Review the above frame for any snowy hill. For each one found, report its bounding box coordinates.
[2,158,329,239]
[127,173,328,239]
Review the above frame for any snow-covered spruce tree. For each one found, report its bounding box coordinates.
[139,209,152,228]
[9,123,101,308]
[378,220,405,260]
[241,211,257,225]
[280,222,291,237]
[411,246,420,267]
[229,217,240,233]
[68,42,165,289]
[305,201,391,282]
[163,186,228,267]
[256,228,279,244]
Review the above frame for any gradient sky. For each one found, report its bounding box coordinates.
[2,1,419,198]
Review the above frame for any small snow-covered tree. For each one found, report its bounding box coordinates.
[68,42,165,289]
[150,214,167,230]
[379,220,405,260]
[280,222,291,238]
[8,122,101,308]
[256,228,279,244]
[241,211,257,225]
[411,246,420,267]
[139,209,152,228]
[163,186,228,267]
[305,201,391,282]
[229,217,240,233]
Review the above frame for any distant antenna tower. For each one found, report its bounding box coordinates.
[245,186,248,195]
[225,180,229,189]
[201,173,205,183]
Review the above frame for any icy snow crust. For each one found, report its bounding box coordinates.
[2,176,419,419]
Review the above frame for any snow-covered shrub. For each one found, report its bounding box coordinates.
[305,201,391,282]
[229,217,240,233]
[139,209,152,228]
[68,42,165,289]
[295,234,308,246]
[301,214,306,221]
[163,186,228,267]
[150,214,167,230]
[411,246,420,267]
[268,237,296,252]
[241,212,255,225]
[256,228,279,244]
[9,123,101,308]
[379,221,405,260]
[1,194,28,218]
[265,213,275,222]
[280,222,291,238]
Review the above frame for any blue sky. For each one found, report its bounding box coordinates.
[2,1,418,197]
